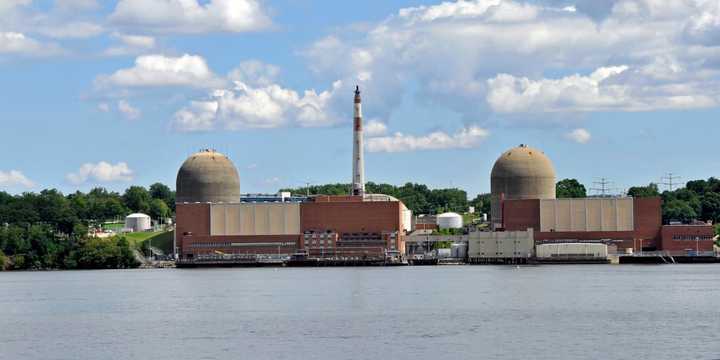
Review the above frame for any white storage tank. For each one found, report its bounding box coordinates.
[434,248,452,258]
[451,243,467,259]
[436,212,463,229]
[125,213,151,232]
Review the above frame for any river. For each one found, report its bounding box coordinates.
[0,265,718,360]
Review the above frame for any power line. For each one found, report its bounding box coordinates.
[661,172,682,192]
[590,178,616,197]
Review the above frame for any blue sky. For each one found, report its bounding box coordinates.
[1,0,719,197]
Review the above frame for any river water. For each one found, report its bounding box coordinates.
[0,265,718,360]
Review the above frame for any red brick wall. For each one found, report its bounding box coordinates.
[503,199,540,231]
[631,197,662,249]
[502,197,663,251]
[660,225,715,253]
[175,203,211,255]
[301,201,401,233]
[180,234,300,256]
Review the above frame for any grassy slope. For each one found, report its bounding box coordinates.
[125,231,174,254]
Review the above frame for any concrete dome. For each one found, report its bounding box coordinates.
[176,149,240,203]
[490,144,556,228]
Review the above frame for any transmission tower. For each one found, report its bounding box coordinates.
[661,173,682,192]
[590,178,615,197]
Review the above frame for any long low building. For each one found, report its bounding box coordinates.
[501,196,714,254]
[175,195,408,261]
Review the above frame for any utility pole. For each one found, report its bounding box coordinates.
[661,173,682,192]
[590,178,614,197]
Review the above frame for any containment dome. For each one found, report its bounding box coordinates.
[176,149,240,203]
[490,144,556,229]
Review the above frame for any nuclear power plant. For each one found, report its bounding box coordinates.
[173,86,717,267]
[174,87,410,266]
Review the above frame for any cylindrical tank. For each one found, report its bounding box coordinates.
[176,149,241,203]
[451,243,467,259]
[125,213,151,232]
[490,144,556,229]
[436,212,463,229]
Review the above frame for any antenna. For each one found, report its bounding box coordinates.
[661,172,682,192]
[590,178,616,197]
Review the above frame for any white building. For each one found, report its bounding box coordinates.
[125,213,152,232]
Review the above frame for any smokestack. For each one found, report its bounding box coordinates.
[351,85,365,196]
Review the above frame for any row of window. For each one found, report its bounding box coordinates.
[670,235,714,241]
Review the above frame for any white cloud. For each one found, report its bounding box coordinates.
[0,32,60,55]
[684,1,720,45]
[364,120,388,137]
[486,65,718,112]
[366,126,489,153]
[66,161,134,185]
[116,34,155,49]
[117,100,140,120]
[227,60,280,87]
[103,33,156,56]
[566,128,591,144]
[0,1,30,14]
[110,0,271,34]
[97,54,221,88]
[38,21,104,39]
[54,0,99,12]
[0,170,35,189]
[302,0,720,129]
[172,76,345,132]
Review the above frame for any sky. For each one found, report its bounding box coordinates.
[1,0,720,198]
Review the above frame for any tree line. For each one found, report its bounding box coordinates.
[0,183,175,270]
[281,182,473,215]
[2,177,717,270]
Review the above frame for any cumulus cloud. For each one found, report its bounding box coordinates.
[486,64,718,112]
[364,120,388,137]
[104,33,156,56]
[117,100,141,119]
[566,128,591,144]
[110,0,271,34]
[0,0,30,15]
[97,54,221,88]
[366,126,489,153]
[0,170,35,189]
[54,0,99,12]
[171,59,346,132]
[301,0,720,128]
[66,161,134,185]
[0,32,61,55]
[38,21,104,39]
[227,60,281,87]
[173,79,344,131]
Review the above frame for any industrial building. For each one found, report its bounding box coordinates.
[174,87,409,266]
[491,144,556,230]
[488,144,716,258]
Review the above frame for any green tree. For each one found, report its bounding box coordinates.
[122,186,151,214]
[701,192,720,223]
[0,250,6,270]
[628,183,660,198]
[149,183,175,211]
[148,199,170,222]
[469,193,491,215]
[556,179,587,198]
[663,199,697,224]
[686,179,708,195]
